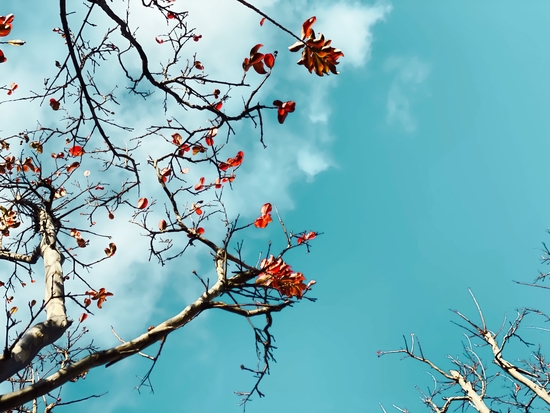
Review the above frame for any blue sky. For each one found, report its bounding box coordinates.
[2,0,550,412]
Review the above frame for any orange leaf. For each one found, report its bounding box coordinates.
[137,198,148,209]
[68,145,84,157]
[254,214,272,228]
[187,227,205,238]
[192,144,206,155]
[159,219,167,231]
[301,16,317,40]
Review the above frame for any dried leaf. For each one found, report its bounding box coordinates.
[137,198,148,209]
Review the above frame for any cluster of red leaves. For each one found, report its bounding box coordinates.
[254,203,273,228]
[159,167,171,182]
[242,44,275,75]
[204,128,217,146]
[219,150,244,171]
[84,288,113,309]
[255,255,315,299]
[296,231,317,244]
[0,14,14,63]
[70,228,88,248]
[0,156,39,175]
[171,133,212,156]
[288,17,344,76]
[273,100,295,124]
[0,208,20,237]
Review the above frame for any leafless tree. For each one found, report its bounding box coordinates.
[380,250,550,413]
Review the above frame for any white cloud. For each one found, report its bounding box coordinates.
[385,56,430,132]
[313,1,392,68]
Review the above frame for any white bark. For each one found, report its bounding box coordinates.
[449,370,490,413]
[484,331,550,404]
[0,209,70,382]
[0,277,226,410]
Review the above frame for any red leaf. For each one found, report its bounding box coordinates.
[155,36,164,44]
[137,198,148,209]
[260,203,272,216]
[264,53,275,69]
[49,98,60,111]
[250,43,263,55]
[79,313,88,323]
[0,14,14,37]
[187,227,205,238]
[254,203,273,228]
[171,133,183,146]
[68,145,84,157]
[205,128,217,146]
[194,177,205,191]
[260,17,266,26]
[108,211,114,220]
[193,34,202,42]
[273,100,296,124]
[252,61,267,75]
[215,101,223,110]
[254,214,272,228]
[66,162,80,173]
[0,50,5,64]
[297,231,317,244]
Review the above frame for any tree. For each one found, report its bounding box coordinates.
[379,260,550,412]
[0,1,343,411]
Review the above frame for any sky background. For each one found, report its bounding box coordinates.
[2,0,550,412]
